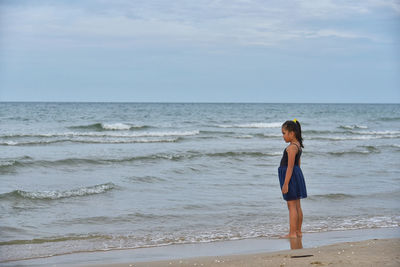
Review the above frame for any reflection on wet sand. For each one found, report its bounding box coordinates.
[290,237,303,249]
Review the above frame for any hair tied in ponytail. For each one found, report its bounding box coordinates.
[282,119,304,148]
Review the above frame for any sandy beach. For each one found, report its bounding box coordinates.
[85,238,400,267]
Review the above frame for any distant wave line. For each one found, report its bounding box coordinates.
[216,122,282,128]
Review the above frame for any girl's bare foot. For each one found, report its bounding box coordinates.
[296,231,303,237]
[280,234,297,239]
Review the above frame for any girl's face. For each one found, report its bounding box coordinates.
[281,127,294,143]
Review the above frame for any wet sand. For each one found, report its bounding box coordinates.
[111,238,399,267]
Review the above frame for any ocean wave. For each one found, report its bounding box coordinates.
[303,130,343,135]
[307,129,400,141]
[205,151,281,158]
[217,122,281,128]
[308,193,354,200]
[199,130,236,135]
[71,137,181,144]
[339,125,368,130]
[305,216,400,233]
[236,135,254,139]
[0,139,71,146]
[0,154,184,170]
[1,150,282,172]
[311,135,400,141]
[350,130,400,135]
[0,156,33,168]
[328,146,380,156]
[262,133,282,138]
[69,123,150,131]
[124,176,167,184]
[379,117,400,121]
[0,137,181,146]
[1,130,199,139]
[0,183,116,201]
[0,233,110,246]
[391,144,400,149]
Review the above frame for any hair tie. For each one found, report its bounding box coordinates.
[293,118,298,123]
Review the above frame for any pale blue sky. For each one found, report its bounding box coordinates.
[0,0,399,103]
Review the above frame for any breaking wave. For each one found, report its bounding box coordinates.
[69,123,151,131]
[0,130,199,139]
[0,130,200,146]
[0,183,116,201]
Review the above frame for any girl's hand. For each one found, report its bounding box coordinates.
[282,183,289,194]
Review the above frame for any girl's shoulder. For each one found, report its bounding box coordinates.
[286,143,300,153]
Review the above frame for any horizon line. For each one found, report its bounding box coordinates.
[0,101,399,104]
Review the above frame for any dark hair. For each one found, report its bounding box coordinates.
[282,120,304,148]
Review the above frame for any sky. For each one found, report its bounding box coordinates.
[0,0,399,103]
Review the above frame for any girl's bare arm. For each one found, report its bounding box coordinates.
[282,145,298,194]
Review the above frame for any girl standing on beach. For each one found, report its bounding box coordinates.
[278,119,307,238]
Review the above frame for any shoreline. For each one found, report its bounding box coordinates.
[2,227,399,266]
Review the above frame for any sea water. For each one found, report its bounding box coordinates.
[0,103,399,262]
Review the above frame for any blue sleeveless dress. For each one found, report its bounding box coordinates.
[278,144,307,201]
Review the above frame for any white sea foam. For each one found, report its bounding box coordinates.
[72,130,199,138]
[72,137,180,144]
[101,123,132,130]
[0,160,16,167]
[236,135,253,139]
[0,140,69,146]
[14,183,116,200]
[340,125,368,130]
[0,131,199,146]
[0,141,18,146]
[11,131,199,138]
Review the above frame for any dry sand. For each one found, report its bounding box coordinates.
[83,238,400,267]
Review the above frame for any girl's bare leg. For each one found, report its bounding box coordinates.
[282,200,298,238]
[295,199,303,237]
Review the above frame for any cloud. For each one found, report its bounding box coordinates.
[0,0,398,50]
